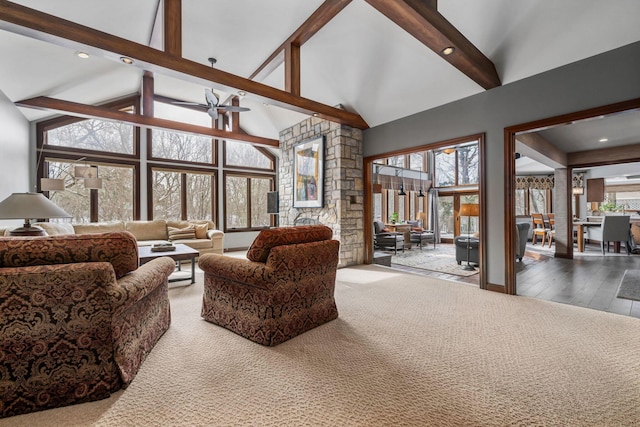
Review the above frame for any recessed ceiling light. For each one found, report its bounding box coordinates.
[75,51,90,59]
[313,113,319,117]
[263,102,269,107]
[599,138,609,143]
[442,46,455,56]
[238,91,246,96]
[120,56,134,65]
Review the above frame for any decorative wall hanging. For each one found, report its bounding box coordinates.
[293,136,324,208]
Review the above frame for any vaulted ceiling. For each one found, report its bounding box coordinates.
[1,0,639,142]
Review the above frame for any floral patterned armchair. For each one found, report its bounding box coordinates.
[198,225,340,346]
[0,232,176,418]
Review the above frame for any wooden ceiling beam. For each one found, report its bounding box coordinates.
[568,143,640,168]
[164,0,182,56]
[284,43,301,96]
[249,0,352,82]
[16,96,280,148]
[364,0,501,90]
[0,0,368,129]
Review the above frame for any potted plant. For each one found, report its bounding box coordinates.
[390,212,399,224]
[599,202,624,214]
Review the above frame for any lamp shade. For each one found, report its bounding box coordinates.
[75,165,98,179]
[459,203,479,217]
[572,187,584,195]
[0,192,71,220]
[84,177,103,189]
[0,192,71,236]
[40,178,65,191]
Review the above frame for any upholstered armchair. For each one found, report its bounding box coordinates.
[373,220,404,254]
[0,232,175,418]
[198,225,340,346]
[454,236,479,265]
[406,220,435,249]
[515,222,531,261]
[585,215,631,254]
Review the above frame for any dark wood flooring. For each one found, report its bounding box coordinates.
[516,243,640,319]
[387,241,640,319]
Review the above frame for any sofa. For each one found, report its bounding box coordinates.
[199,225,340,346]
[30,219,224,255]
[0,232,176,418]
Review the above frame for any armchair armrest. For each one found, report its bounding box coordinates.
[198,254,271,290]
[110,257,176,317]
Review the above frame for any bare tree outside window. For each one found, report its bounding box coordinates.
[435,151,456,187]
[187,173,212,220]
[250,178,271,227]
[47,119,134,154]
[152,130,212,163]
[226,176,248,228]
[226,141,273,169]
[153,170,182,220]
[97,165,134,221]
[457,145,479,185]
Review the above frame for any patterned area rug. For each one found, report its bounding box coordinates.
[617,270,640,301]
[391,246,479,277]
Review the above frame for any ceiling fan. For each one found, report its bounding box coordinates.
[173,58,250,120]
[174,88,250,121]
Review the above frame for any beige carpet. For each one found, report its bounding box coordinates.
[3,265,640,426]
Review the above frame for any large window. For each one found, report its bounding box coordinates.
[225,174,274,231]
[46,118,135,155]
[225,141,274,170]
[435,142,479,188]
[152,169,214,221]
[46,160,134,223]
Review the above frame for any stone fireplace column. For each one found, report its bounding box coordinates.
[279,117,364,267]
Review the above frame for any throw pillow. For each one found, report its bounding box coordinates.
[190,222,209,239]
[411,227,424,232]
[168,225,196,241]
[382,227,391,232]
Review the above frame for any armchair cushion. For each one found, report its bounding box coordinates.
[246,225,333,263]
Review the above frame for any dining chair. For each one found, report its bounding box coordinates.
[531,213,551,245]
[585,215,631,254]
[545,213,556,247]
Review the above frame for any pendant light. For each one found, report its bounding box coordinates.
[417,168,425,197]
[398,168,406,196]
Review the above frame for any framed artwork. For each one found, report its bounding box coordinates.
[293,136,324,208]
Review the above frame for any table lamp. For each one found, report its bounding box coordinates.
[459,203,479,271]
[0,192,72,236]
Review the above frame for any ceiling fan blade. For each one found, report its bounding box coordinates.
[219,105,251,113]
[204,88,220,108]
[172,101,208,108]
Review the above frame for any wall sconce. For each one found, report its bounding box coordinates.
[572,187,584,195]
[443,147,456,155]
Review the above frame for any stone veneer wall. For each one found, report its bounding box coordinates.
[279,117,364,267]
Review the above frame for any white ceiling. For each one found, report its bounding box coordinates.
[1,0,640,140]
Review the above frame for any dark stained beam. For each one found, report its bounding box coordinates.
[164,0,182,56]
[364,0,501,90]
[16,96,279,148]
[249,0,352,82]
[516,132,567,168]
[284,43,301,96]
[142,71,154,116]
[0,0,368,129]
[568,143,640,168]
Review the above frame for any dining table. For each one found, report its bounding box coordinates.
[573,220,602,252]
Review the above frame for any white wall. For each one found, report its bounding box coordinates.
[0,89,30,228]
[364,41,640,287]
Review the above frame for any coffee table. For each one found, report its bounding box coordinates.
[138,243,199,284]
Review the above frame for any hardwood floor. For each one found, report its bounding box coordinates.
[516,242,640,319]
[386,240,640,319]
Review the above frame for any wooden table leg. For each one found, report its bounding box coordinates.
[577,224,585,252]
